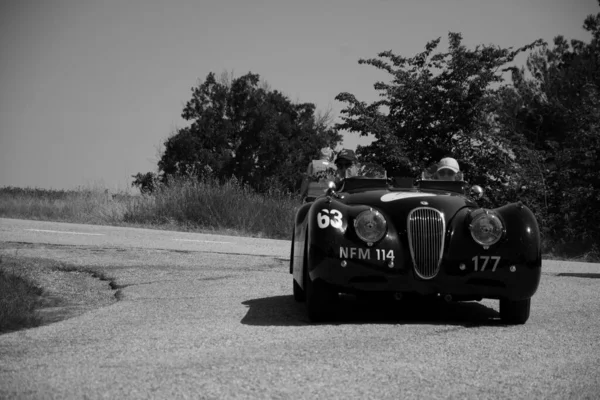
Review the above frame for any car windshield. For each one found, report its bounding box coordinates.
[421,168,464,182]
[345,163,387,179]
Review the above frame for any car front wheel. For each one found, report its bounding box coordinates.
[500,298,531,325]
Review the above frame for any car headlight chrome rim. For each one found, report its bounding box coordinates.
[354,208,387,245]
[469,210,504,247]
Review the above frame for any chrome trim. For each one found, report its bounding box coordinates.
[407,207,445,279]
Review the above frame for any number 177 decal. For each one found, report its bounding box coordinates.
[472,255,501,272]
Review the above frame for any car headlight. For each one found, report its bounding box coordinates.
[354,208,387,244]
[469,210,504,247]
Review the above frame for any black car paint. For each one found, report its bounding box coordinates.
[291,182,542,302]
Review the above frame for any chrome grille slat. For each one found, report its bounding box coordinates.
[407,207,445,279]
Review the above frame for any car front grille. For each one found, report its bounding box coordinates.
[407,207,445,279]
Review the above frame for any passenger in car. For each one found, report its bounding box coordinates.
[435,157,460,181]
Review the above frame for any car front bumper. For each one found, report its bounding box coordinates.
[308,253,541,301]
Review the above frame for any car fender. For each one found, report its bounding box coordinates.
[444,202,542,299]
[305,197,406,282]
[291,202,313,279]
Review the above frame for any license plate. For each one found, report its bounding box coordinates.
[339,246,394,261]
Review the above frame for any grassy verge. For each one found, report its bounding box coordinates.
[122,176,299,238]
[0,254,117,334]
[0,257,44,332]
[0,185,128,226]
[0,176,300,239]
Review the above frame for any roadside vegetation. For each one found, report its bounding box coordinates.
[0,186,130,226]
[0,254,118,333]
[0,175,299,240]
[0,257,43,332]
[124,175,298,239]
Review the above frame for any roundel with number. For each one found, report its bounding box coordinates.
[317,209,343,229]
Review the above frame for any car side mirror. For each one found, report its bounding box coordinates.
[325,181,337,195]
[325,181,341,201]
[470,185,484,199]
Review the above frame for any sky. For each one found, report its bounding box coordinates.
[1,0,598,191]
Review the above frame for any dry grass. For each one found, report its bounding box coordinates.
[0,257,44,332]
[0,186,132,225]
[542,242,600,263]
[122,176,298,238]
[0,253,118,334]
[0,177,301,239]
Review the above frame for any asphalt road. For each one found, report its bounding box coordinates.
[1,218,599,399]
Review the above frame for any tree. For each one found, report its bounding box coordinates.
[495,2,600,253]
[335,33,544,200]
[131,172,159,194]
[156,72,341,193]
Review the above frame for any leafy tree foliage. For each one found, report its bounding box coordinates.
[157,72,341,193]
[131,172,159,194]
[495,3,600,253]
[336,2,600,256]
[335,32,543,196]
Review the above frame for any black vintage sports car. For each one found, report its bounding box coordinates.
[290,164,541,324]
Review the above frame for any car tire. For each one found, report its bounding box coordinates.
[499,298,531,324]
[293,278,305,302]
[305,266,337,322]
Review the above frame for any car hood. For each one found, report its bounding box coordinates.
[339,188,476,224]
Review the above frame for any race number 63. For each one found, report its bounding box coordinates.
[317,209,343,229]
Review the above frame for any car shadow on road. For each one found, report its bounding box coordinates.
[241,294,503,327]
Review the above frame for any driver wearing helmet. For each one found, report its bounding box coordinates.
[435,157,460,181]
